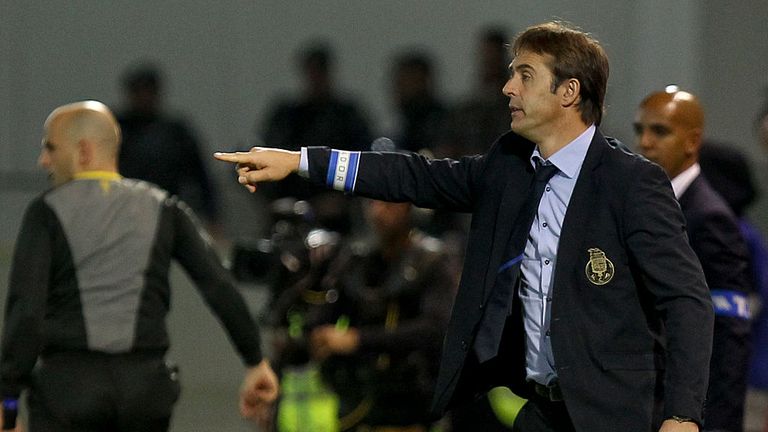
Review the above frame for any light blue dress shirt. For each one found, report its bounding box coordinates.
[520,125,595,386]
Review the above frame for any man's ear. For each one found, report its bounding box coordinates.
[561,78,581,108]
[685,128,703,157]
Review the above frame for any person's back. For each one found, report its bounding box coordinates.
[0,101,278,432]
[29,176,237,355]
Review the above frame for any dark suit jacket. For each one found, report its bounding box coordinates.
[678,174,752,431]
[306,130,714,431]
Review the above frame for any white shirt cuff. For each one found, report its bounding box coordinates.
[298,147,309,178]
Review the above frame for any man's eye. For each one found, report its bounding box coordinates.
[651,126,670,136]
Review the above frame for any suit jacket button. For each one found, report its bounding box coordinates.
[461,340,468,351]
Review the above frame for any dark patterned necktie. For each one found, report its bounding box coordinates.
[474,160,559,362]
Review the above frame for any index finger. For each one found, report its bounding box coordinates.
[213,151,251,164]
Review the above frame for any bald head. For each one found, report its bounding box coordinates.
[45,100,121,156]
[640,90,704,131]
[39,101,122,186]
[634,89,705,178]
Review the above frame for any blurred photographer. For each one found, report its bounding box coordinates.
[306,199,455,431]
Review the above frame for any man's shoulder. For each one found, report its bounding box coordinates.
[595,134,663,176]
[120,177,171,201]
[599,135,644,164]
[21,191,55,222]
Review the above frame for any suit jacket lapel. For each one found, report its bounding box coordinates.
[677,174,702,210]
[482,139,535,302]
[553,130,607,293]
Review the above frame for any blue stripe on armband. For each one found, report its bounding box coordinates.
[326,150,339,187]
[327,150,361,192]
[2,397,18,410]
[711,289,750,319]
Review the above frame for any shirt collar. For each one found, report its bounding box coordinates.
[73,171,122,193]
[530,125,595,179]
[73,170,122,181]
[670,163,700,198]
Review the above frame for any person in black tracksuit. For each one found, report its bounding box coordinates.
[0,101,279,431]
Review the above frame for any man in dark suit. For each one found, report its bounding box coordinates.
[635,89,752,432]
[215,22,713,432]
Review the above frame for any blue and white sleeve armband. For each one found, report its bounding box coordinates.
[324,149,361,193]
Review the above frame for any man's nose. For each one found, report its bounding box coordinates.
[502,77,516,97]
[637,131,655,152]
[38,151,49,168]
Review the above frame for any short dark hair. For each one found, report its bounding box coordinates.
[512,21,609,126]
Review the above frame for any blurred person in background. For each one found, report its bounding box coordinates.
[307,199,454,431]
[258,41,372,235]
[260,199,454,432]
[699,140,768,432]
[116,62,220,228]
[753,89,768,432]
[437,26,511,159]
[0,101,278,432]
[635,88,752,432]
[388,50,447,155]
[260,41,372,155]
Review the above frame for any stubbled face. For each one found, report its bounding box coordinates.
[502,50,563,142]
[38,118,77,187]
[633,101,694,179]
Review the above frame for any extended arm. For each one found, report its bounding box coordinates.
[215,145,485,212]
[169,198,279,419]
